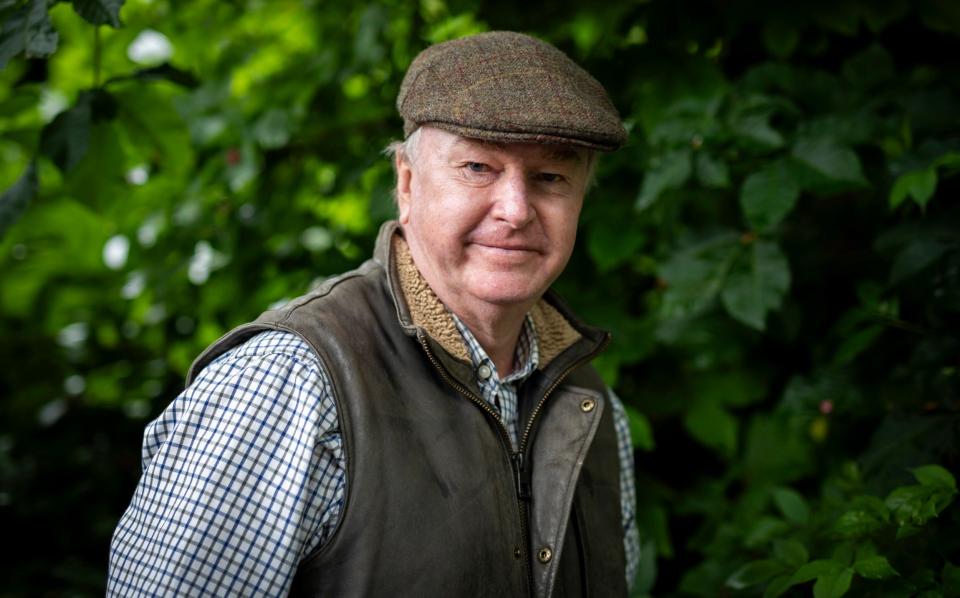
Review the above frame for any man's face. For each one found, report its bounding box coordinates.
[396,126,590,314]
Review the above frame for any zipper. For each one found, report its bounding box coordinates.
[418,329,610,596]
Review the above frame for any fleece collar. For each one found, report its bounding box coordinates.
[377,221,584,369]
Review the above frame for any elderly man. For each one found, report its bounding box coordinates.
[109,31,638,596]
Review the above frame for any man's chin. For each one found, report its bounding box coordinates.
[467,276,550,308]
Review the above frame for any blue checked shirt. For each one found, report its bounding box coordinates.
[109,320,639,596]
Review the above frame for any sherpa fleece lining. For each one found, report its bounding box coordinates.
[392,233,581,368]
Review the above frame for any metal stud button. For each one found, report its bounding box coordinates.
[537,546,553,563]
[514,547,522,560]
[580,398,596,413]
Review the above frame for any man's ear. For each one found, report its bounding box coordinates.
[395,152,413,224]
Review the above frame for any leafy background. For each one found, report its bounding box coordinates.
[1,0,959,595]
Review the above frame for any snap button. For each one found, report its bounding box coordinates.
[537,546,553,563]
[580,398,596,413]
[513,547,522,560]
[477,364,492,380]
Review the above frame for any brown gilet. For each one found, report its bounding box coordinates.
[187,221,627,597]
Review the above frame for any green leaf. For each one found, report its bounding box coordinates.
[658,232,740,319]
[792,138,865,185]
[764,574,796,598]
[833,325,884,365]
[731,113,785,149]
[70,0,124,27]
[854,555,899,580]
[739,161,800,231]
[744,516,791,548]
[913,465,958,491]
[727,559,788,590]
[889,238,952,285]
[889,168,937,209]
[625,405,655,451]
[0,0,58,68]
[814,567,854,598]
[720,240,791,330]
[772,487,810,525]
[0,161,37,241]
[683,399,738,458]
[773,539,809,568]
[636,149,692,211]
[833,510,884,538]
[695,152,730,188]
[39,93,94,173]
[791,560,845,584]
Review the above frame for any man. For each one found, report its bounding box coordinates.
[109,31,638,596]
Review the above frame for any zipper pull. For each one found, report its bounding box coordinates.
[512,452,532,501]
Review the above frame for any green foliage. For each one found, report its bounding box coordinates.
[1,0,959,595]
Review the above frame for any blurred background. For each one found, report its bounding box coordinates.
[1,0,959,595]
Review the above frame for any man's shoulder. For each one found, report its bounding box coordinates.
[210,328,320,369]
[262,257,385,324]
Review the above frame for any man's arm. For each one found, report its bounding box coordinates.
[107,330,343,596]
[609,388,641,591]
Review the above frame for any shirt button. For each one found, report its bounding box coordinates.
[537,546,553,563]
[477,364,492,380]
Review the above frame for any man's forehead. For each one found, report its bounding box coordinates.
[448,135,587,164]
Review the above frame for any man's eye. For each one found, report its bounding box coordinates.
[537,172,564,183]
[465,162,490,173]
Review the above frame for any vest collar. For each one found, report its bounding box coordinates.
[373,220,608,372]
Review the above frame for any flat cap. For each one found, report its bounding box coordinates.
[397,31,627,152]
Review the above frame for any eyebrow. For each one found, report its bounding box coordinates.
[452,137,586,164]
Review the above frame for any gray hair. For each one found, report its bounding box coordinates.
[383,127,424,168]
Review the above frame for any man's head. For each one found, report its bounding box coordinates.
[392,31,625,316]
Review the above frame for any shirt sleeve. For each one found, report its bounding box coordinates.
[608,387,641,591]
[107,330,344,597]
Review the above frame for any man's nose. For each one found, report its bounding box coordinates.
[491,170,535,228]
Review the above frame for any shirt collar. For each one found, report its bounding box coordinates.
[450,313,540,385]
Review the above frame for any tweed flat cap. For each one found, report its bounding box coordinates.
[397,31,627,151]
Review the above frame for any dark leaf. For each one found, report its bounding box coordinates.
[813,567,854,598]
[70,0,123,27]
[740,160,800,231]
[854,555,898,580]
[0,0,58,68]
[792,137,866,185]
[913,465,957,491]
[720,240,791,330]
[40,93,93,172]
[0,161,37,240]
[772,487,810,525]
[636,149,692,211]
[727,559,788,590]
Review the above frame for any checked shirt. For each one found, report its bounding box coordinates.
[108,317,639,596]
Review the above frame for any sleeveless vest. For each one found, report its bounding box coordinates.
[188,222,627,597]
